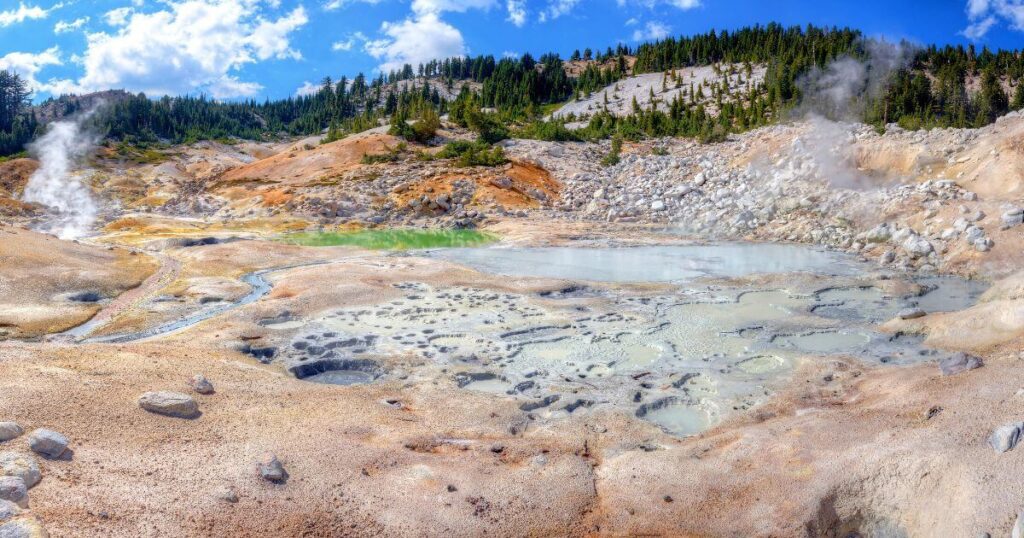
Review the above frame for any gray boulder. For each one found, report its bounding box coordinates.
[989,422,1024,453]
[0,425,21,444]
[0,454,39,489]
[0,517,48,537]
[0,500,19,522]
[138,392,199,419]
[26,430,67,459]
[938,352,983,376]
[0,478,27,508]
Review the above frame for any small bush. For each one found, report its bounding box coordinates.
[600,135,622,167]
[436,140,509,167]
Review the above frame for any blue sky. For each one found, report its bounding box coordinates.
[0,0,1022,102]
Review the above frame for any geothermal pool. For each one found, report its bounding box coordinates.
[259,242,986,437]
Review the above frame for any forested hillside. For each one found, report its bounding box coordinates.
[2,23,1024,157]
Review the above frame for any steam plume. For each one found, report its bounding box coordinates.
[783,39,916,190]
[22,109,101,240]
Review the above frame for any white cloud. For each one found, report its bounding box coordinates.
[625,17,638,25]
[296,80,319,96]
[323,0,384,10]
[104,7,134,26]
[963,0,1024,39]
[68,0,308,99]
[617,0,700,10]
[0,2,58,28]
[506,0,526,26]
[632,20,670,41]
[54,16,89,34]
[502,50,519,58]
[411,0,496,15]
[366,13,465,73]
[332,31,367,51]
[666,0,700,8]
[962,15,998,39]
[0,47,75,95]
[539,0,579,22]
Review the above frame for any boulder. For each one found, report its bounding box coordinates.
[0,478,27,508]
[138,392,200,419]
[0,425,22,444]
[989,422,1024,453]
[26,430,67,459]
[0,454,39,489]
[0,517,48,538]
[938,352,983,376]
[0,500,19,522]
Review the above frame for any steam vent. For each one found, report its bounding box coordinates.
[4,14,1024,538]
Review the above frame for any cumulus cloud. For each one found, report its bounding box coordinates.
[296,80,320,96]
[506,0,526,26]
[67,0,308,99]
[332,31,367,51]
[323,0,384,10]
[632,20,670,41]
[962,0,1024,39]
[616,0,700,10]
[538,0,579,22]
[0,2,60,28]
[411,0,497,15]
[0,47,75,95]
[54,16,89,34]
[365,13,466,72]
[104,7,134,26]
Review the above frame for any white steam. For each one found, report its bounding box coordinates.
[795,40,915,121]
[22,113,100,240]
[784,40,916,190]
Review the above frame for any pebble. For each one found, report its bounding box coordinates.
[26,430,67,459]
[214,486,238,503]
[0,454,39,489]
[938,352,983,376]
[988,422,1024,453]
[1014,511,1024,538]
[138,392,200,419]
[258,455,288,483]
[0,425,22,444]
[0,478,27,508]
[188,375,215,395]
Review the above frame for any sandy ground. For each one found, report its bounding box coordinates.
[8,115,1024,535]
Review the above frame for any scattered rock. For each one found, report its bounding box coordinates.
[258,454,288,483]
[138,391,200,419]
[0,454,39,489]
[0,425,22,444]
[988,422,1024,453]
[938,352,983,376]
[26,430,67,459]
[214,486,238,503]
[0,478,27,508]
[188,375,215,395]
[897,307,926,320]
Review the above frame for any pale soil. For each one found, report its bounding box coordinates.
[7,115,1024,535]
[0,226,156,338]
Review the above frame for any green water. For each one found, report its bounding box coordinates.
[279,229,497,250]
